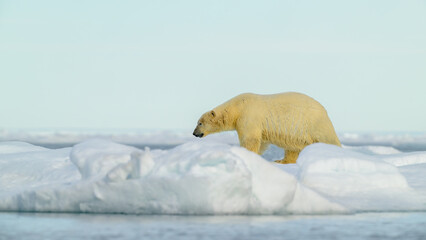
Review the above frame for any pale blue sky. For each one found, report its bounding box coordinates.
[1,0,425,132]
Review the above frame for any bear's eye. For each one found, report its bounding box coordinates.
[198,123,202,126]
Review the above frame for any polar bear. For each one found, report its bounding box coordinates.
[193,92,341,164]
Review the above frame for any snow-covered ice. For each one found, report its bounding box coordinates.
[0,139,425,215]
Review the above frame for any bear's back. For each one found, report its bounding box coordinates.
[260,92,325,110]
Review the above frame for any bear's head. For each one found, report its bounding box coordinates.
[193,110,222,138]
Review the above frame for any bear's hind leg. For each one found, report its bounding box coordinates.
[275,150,299,164]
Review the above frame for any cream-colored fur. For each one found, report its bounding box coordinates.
[193,92,341,164]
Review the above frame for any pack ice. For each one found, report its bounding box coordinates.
[0,140,425,215]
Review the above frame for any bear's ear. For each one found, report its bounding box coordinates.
[210,110,216,117]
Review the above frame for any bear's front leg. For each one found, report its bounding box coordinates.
[240,138,262,154]
[238,135,262,154]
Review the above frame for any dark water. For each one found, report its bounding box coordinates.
[1,212,426,240]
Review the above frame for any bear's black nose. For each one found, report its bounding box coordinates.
[192,132,204,138]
